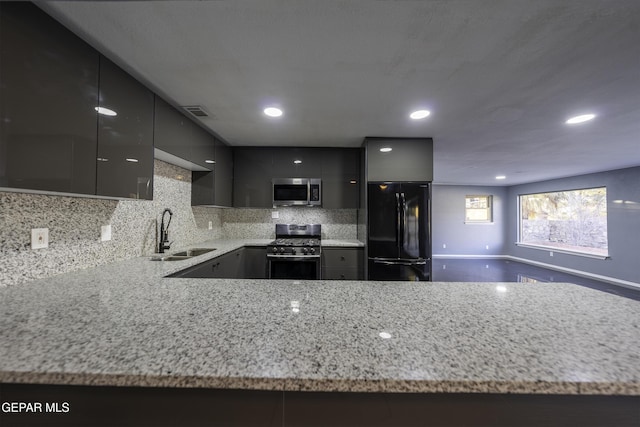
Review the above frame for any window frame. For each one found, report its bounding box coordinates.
[464,194,493,224]
[516,186,609,259]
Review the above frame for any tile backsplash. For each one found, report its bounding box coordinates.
[221,208,357,239]
[0,160,222,286]
[0,160,358,286]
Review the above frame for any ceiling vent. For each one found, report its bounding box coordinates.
[182,105,210,117]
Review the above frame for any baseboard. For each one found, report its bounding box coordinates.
[433,254,640,290]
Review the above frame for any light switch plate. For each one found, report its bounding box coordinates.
[101,225,112,242]
[208,221,213,230]
[31,228,49,249]
[272,211,279,219]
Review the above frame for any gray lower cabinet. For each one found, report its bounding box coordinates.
[243,247,268,279]
[322,247,364,280]
[171,247,267,279]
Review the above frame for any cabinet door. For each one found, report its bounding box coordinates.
[233,148,273,208]
[271,148,322,178]
[322,248,364,280]
[321,149,360,209]
[96,57,154,199]
[365,138,433,182]
[0,2,99,194]
[154,96,192,162]
[214,140,233,207]
[243,247,267,279]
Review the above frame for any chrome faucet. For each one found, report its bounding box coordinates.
[158,208,173,253]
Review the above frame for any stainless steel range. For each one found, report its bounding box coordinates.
[267,224,321,280]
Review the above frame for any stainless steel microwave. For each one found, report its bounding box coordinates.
[272,178,321,207]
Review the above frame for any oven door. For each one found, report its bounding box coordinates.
[268,255,321,280]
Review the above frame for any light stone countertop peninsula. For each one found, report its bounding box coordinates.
[1,239,638,396]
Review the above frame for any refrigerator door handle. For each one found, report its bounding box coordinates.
[400,192,407,248]
[395,192,401,254]
[370,257,428,266]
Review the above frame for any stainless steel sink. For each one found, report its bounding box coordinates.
[150,248,216,261]
[172,248,216,257]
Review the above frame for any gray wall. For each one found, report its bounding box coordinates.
[432,185,507,256]
[506,166,640,283]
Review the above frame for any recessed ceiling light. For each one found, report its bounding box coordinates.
[205,159,216,164]
[95,106,117,116]
[125,158,139,163]
[264,107,283,117]
[566,113,596,124]
[380,147,392,152]
[293,159,302,164]
[496,175,506,180]
[410,110,431,120]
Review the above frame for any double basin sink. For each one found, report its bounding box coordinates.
[151,248,216,261]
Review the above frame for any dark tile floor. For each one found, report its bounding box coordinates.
[432,258,640,301]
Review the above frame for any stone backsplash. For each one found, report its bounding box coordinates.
[221,208,357,239]
[0,160,359,286]
[0,160,222,286]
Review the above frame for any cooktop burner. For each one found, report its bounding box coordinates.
[270,238,320,247]
[268,224,322,256]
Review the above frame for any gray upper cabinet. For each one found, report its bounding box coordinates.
[0,2,99,195]
[272,148,322,178]
[233,147,361,208]
[214,139,233,206]
[154,96,216,170]
[192,138,233,207]
[154,96,193,161]
[233,148,274,208]
[364,137,433,182]
[321,148,360,209]
[96,57,154,199]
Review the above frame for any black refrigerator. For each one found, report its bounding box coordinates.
[367,182,431,281]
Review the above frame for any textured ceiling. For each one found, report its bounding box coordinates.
[41,0,640,185]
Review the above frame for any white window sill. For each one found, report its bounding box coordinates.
[515,243,609,260]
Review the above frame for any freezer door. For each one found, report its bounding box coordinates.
[367,183,401,258]
[399,183,431,261]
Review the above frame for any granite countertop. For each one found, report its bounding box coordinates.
[1,239,639,395]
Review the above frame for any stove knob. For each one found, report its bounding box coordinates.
[309,248,316,254]
[291,248,296,254]
[272,247,278,253]
[279,247,285,254]
[302,247,308,254]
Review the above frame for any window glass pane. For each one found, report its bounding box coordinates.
[519,187,608,256]
[465,195,492,223]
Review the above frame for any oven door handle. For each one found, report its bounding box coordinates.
[267,254,321,259]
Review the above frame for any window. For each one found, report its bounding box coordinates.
[465,195,493,223]
[518,187,608,257]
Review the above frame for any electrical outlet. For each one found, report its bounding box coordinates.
[272,211,279,219]
[208,221,213,230]
[442,243,446,249]
[550,251,554,257]
[485,245,490,250]
[31,228,49,249]
[101,225,112,242]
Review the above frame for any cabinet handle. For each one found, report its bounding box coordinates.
[340,274,345,279]
[340,256,345,261]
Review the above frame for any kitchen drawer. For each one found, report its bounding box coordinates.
[321,248,364,280]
